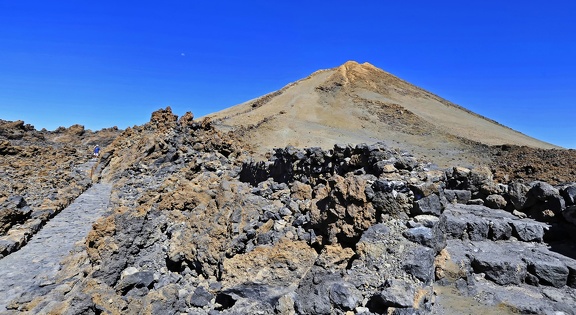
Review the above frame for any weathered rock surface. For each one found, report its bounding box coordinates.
[1,109,575,314]
[0,196,31,235]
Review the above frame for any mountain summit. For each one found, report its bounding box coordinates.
[2,85,576,313]
[208,61,557,167]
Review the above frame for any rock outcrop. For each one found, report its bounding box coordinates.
[5,108,574,315]
[490,144,576,185]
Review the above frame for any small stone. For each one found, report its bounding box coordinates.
[117,271,155,294]
[374,279,415,308]
[484,194,507,209]
[275,294,296,314]
[178,289,188,299]
[444,190,471,204]
[189,286,214,308]
[279,207,292,216]
[121,267,139,279]
[413,194,443,216]
[512,210,528,219]
[414,215,440,228]
[381,164,397,173]
[329,282,361,310]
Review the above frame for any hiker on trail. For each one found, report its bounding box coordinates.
[93,145,100,158]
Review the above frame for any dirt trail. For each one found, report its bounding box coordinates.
[0,182,112,312]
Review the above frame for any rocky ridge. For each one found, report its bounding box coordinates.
[207,61,558,169]
[0,119,121,257]
[4,108,574,314]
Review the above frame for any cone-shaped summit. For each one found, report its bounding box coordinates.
[208,61,557,166]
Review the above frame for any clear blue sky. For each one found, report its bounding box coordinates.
[1,1,574,148]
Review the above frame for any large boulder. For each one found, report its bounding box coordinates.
[116,271,155,294]
[443,189,471,204]
[507,181,530,210]
[222,240,317,289]
[328,281,362,311]
[149,106,178,131]
[371,279,416,308]
[402,225,446,254]
[370,180,413,218]
[522,182,565,221]
[290,180,313,200]
[561,184,576,206]
[188,286,213,308]
[446,166,471,190]
[403,246,435,284]
[412,194,443,216]
[510,221,545,242]
[484,194,507,209]
[489,219,513,240]
[471,251,527,285]
[526,251,570,288]
[563,206,576,225]
[466,216,490,241]
[528,181,560,202]
[294,272,341,315]
[441,204,548,243]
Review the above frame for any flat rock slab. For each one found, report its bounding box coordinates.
[0,183,112,311]
[436,238,576,314]
[442,204,549,242]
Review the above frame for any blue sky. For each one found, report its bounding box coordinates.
[0,1,574,148]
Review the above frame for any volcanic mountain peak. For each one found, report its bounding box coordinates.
[326,60,425,95]
[207,61,558,167]
[2,79,576,314]
[334,60,379,82]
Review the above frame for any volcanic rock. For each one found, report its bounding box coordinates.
[2,62,576,314]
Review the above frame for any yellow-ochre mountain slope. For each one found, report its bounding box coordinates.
[207,61,558,167]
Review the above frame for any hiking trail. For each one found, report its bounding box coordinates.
[0,177,112,311]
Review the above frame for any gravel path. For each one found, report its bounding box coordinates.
[0,182,112,311]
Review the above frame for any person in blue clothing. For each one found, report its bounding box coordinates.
[93,145,100,158]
